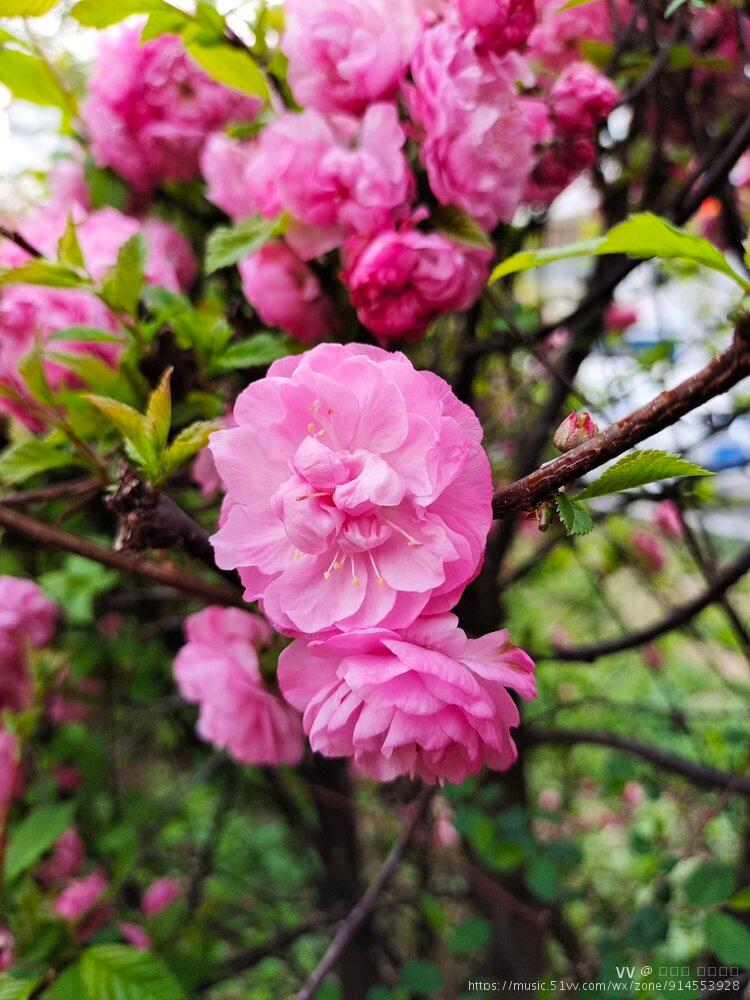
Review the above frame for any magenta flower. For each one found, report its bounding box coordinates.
[119,923,152,950]
[633,530,667,573]
[142,877,181,918]
[0,576,57,648]
[406,20,534,229]
[239,243,337,344]
[36,828,85,886]
[551,62,619,134]
[552,411,599,452]
[173,607,303,766]
[210,344,493,637]
[456,0,537,55]
[283,0,419,114]
[279,613,536,784]
[342,227,490,341]
[528,0,622,73]
[604,302,639,333]
[54,872,110,941]
[82,24,260,193]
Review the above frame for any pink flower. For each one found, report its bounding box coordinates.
[192,416,236,501]
[528,0,619,73]
[0,576,57,647]
[119,923,152,950]
[456,0,537,55]
[279,613,536,784]
[0,928,14,972]
[82,24,260,193]
[239,244,337,344]
[538,787,561,811]
[633,530,666,572]
[551,62,619,134]
[173,607,303,766]
[342,227,490,341]
[604,302,638,332]
[0,730,20,825]
[54,872,110,940]
[622,780,646,807]
[36,828,85,885]
[210,343,493,637]
[406,21,534,229]
[552,411,599,452]
[283,0,419,114]
[142,877,181,918]
[53,765,82,793]
[652,500,683,539]
[0,636,30,714]
[525,134,596,206]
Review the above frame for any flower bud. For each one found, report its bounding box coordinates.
[553,411,599,452]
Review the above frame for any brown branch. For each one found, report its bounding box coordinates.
[1,477,101,507]
[296,786,434,1000]
[0,226,42,259]
[520,727,750,796]
[492,327,750,518]
[0,504,245,607]
[535,543,750,662]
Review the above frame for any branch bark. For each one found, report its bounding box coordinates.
[521,727,750,796]
[492,327,750,518]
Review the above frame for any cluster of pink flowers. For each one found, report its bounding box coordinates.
[0,577,57,715]
[195,0,620,344]
[185,342,537,784]
[0,181,196,431]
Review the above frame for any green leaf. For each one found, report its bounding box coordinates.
[555,493,594,536]
[491,213,750,291]
[57,216,84,270]
[48,326,122,345]
[80,945,185,1000]
[99,234,146,317]
[146,368,173,454]
[163,420,219,479]
[432,205,492,250]
[0,974,42,1000]
[0,0,58,14]
[70,0,168,27]
[685,861,736,906]
[82,395,153,467]
[0,437,86,486]
[46,352,131,403]
[729,886,750,912]
[46,964,85,1000]
[704,911,750,967]
[0,260,83,289]
[525,854,560,902]
[204,216,286,275]
[5,802,75,883]
[18,347,55,406]
[0,48,69,110]
[576,449,710,500]
[210,333,291,373]
[664,0,688,15]
[186,41,270,101]
[448,918,492,955]
[399,959,443,997]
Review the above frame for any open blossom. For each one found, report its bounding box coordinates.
[456,0,537,55]
[528,0,618,73]
[279,613,536,784]
[36,828,85,885]
[210,344,493,637]
[0,576,57,647]
[406,21,534,229]
[142,877,181,918]
[553,411,599,452]
[173,607,303,766]
[342,227,490,341]
[82,24,260,193]
[239,244,337,343]
[551,62,619,134]
[283,0,419,114]
[192,415,236,501]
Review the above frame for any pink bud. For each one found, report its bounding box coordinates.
[622,781,646,808]
[553,411,599,452]
[651,500,683,539]
[53,765,82,793]
[633,530,666,572]
[641,644,663,671]
[142,877,181,917]
[36,827,84,885]
[604,302,638,332]
[119,922,152,950]
[538,788,562,811]
[0,928,14,971]
[54,872,108,922]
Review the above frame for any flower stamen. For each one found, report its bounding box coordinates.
[368,550,385,585]
[350,556,360,586]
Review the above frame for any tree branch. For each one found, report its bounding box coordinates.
[521,727,750,796]
[0,226,42,259]
[0,504,244,607]
[296,786,434,1000]
[492,327,750,518]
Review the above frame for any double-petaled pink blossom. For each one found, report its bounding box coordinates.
[456,0,537,55]
[209,344,493,637]
[279,613,536,784]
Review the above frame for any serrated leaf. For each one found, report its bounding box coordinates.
[704,911,750,967]
[0,974,41,1000]
[57,216,84,269]
[99,234,146,317]
[491,213,750,291]
[576,449,709,500]
[82,395,153,467]
[70,0,168,27]
[46,352,130,403]
[555,493,594,535]
[80,945,185,1000]
[187,41,270,101]
[0,437,86,486]
[5,802,75,883]
[0,260,82,289]
[433,205,492,250]
[685,861,736,906]
[163,420,219,479]
[210,333,290,373]
[146,368,172,454]
[205,216,285,275]
[0,48,70,110]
